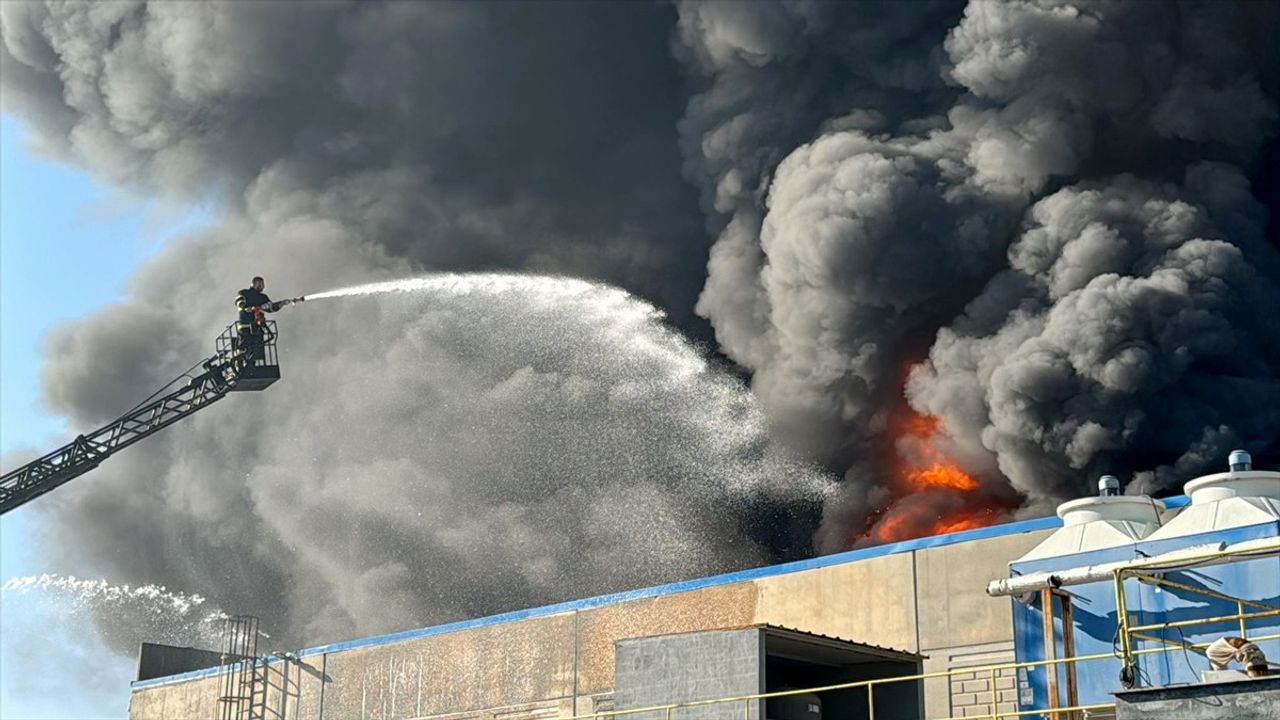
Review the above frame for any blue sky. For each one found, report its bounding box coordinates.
[1,116,210,719]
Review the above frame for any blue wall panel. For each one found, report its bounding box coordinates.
[1008,518,1279,714]
[1012,543,1149,710]
[1133,523,1280,687]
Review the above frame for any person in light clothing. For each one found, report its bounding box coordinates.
[1206,636,1270,677]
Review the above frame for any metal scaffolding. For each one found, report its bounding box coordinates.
[1111,540,1280,689]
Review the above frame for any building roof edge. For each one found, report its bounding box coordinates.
[134,499,1187,691]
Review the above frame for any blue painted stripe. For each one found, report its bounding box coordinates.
[131,499,1186,691]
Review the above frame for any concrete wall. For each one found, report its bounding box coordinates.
[1114,676,1280,720]
[314,611,578,719]
[754,551,918,651]
[615,629,763,720]
[577,583,758,697]
[130,527,1052,720]
[913,530,1048,719]
[130,671,224,720]
[919,643,1019,720]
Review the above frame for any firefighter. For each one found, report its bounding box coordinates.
[235,276,277,363]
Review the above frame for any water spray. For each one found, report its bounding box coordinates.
[1,574,237,648]
[303,273,611,303]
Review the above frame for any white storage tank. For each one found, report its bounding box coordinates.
[1130,451,1280,690]
[1016,476,1166,563]
[1142,450,1280,542]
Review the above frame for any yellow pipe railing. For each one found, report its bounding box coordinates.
[578,632,1280,720]
[1126,607,1280,634]
[939,703,1115,720]
[1115,542,1280,678]
[572,634,1280,720]
[1129,571,1280,612]
[564,542,1279,720]
[571,633,1280,720]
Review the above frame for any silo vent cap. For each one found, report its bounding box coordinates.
[1229,450,1252,472]
[1098,475,1121,496]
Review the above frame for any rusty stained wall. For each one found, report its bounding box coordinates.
[130,671,223,720]
[131,611,577,720]
[317,611,577,719]
[575,582,759,695]
[129,529,1051,719]
[130,657,324,720]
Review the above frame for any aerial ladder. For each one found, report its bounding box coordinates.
[0,299,301,515]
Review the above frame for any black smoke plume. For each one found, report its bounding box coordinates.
[2,0,1278,669]
[1,1,835,654]
[674,0,1280,547]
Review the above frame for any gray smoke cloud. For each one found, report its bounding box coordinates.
[674,0,1280,549]
[1,0,707,321]
[908,166,1280,510]
[1,0,821,656]
[2,0,1279,675]
[33,264,832,648]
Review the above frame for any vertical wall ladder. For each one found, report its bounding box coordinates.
[217,615,263,720]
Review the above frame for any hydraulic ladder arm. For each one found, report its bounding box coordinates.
[0,321,282,515]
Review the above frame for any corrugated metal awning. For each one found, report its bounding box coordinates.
[756,624,923,665]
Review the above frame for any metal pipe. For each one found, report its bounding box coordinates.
[1113,568,1134,681]
[937,703,1119,720]
[1127,539,1280,571]
[1130,631,1280,656]
[987,538,1280,597]
[990,667,999,720]
[554,632,1280,720]
[1128,571,1280,612]
[1128,630,1173,646]
[1126,608,1280,633]
[559,653,1110,720]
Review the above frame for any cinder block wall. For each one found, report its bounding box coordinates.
[130,528,1050,720]
[913,532,1047,719]
[614,629,763,720]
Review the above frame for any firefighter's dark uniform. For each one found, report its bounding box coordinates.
[235,287,273,361]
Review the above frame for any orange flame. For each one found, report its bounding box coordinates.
[905,462,979,492]
[854,372,997,546]
[862,512,915,545]
[899,411,940,438]
[933,515,991,534]
[894,405,978,492]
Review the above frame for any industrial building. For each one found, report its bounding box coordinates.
[129,453,1280,720]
